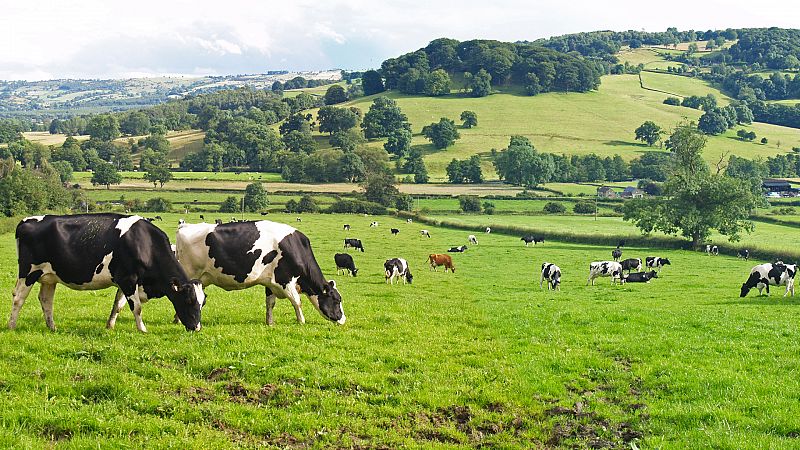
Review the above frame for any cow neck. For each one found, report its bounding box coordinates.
[297,258,327,296]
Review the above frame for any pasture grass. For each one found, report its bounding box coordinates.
[1,213,800,447]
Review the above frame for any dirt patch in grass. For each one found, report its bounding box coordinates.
[206,367,231,381]
[222,381,298,407]
[179,386,216,404]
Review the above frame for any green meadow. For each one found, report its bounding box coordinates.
[1,213,800,447]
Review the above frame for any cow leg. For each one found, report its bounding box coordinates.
[265,287,277,326]
[9,278,35,329]
[106,289,127,329]
[128,287,147,333]
[286,286,305,324]
[37,283,57,331]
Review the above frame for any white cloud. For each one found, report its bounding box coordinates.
[0,0,797,80]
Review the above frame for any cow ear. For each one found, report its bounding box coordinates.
[329,280,337,290]
[171,278,182,292]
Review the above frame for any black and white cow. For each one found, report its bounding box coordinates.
[737,249,749,261]
[177,221,345,325]
[587,261,624,285]
[521,235,544,246]
[343,224,350,231]
[334,253,358,277]
[645,256,671,272]
[407,218,413,223]
[740,263,797,297]
[384,258,413,285]
[420,230,431,238]
[11,214,204,332]
[620,258,642,274]
[485,227,491,234]
[612,248,622,261]
[370,221,378,227]
[448,245,468,253]
[344,238,364,252]
[468,235,478,245]
[215,219,223,225]
[706,245,719,256]
[624,271,658,283]
[391,228,400,235]
[540,262,561,291]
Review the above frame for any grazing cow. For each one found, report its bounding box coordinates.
[448,245,468,253]
[624,271,659,283]
[146,217,155,222]
[468,235,478,245]
[177,221,345,325]
[420,230,431,238]
[587,261,624,285]
[540,263,561,291]
[296,217,302,222]
[620,258,642,274]
[521,235,544,246]
[740,263,797,297]
[391,228,400,235]
[343,224,350,231]
[428,254,455,273]
[370,221,378,227]
[215,219,223,225]
[617,240,626,248]
[344,238,364,252]
[645,256,671,272]
[178,219,186,227]
[334,253,358,277]
[407,218,413,223]
[260,212,269,216]
[154,215,163,221]
[385,258,412,284]
[199,215,205,221]
[11,214,204,332]
[706,245,719,256]
[485,227,491,234]
[738,249,750,261]
[612,248,622,261]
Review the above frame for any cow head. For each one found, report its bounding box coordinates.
[661,258,671,266]
[170,278,204,331]
[351,268,359,277]
[740,283,751,297]
[648,271,658,279]
[405,270,414,284]
[313,280,346,325]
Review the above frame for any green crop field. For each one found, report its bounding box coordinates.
[1,213,800,447]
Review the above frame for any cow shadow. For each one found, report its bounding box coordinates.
[713,295,800,306]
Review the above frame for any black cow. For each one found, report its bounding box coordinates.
[612,248,622,261]
[521,235,544,246]
[624,271,658,283]
[11,214,204,332]
[334,253,358,277]
[620,258,642,274]
[177,221,345,325]
[448,245,468,253]
[645,256,671,272]
[738,249,749,261]
[344,238,364,252]
[343,224,350,231]
[260,212,269,216]
[391,228,400,235]
[154,216,163,221]
[617,240,626,248]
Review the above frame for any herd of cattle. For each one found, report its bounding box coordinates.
[8,214,797,333]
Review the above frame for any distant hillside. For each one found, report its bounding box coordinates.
[0,70,341,117]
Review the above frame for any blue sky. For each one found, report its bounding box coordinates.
[0,0,797,80]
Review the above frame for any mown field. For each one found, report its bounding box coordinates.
[1,212,800,447]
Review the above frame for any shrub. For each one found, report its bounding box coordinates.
[663,97,681,106]
[285,199,299,213]
[143,197,172,212]
[327,199,387,215]
[483,201,495,215]
[761,137,769,144]
[573,201,595,214]
[458,195,482,213]
[219,196,240,213]
[543,202,566,214]
[297,195,319,213]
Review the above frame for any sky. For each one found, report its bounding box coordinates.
[0,0,798,81]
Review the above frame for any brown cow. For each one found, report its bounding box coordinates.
[428,254,455,273]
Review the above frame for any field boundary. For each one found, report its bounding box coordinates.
[400,212,800,262]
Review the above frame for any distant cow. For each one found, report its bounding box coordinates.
[154,216,163,221]
[344,238,364,252]
[706,245,719,256]
[521,235,544,246]
[485,227,491,234]
[540,262,561,291]
[260,212,269,216]
[407,218,413,223]
[738,249,749,261]
[343,224,350,231]
[215,219,223,225]
[421,230,431,238]
[429,254,455,273]
[612,248,622,261]
[624,271,658,283]
[11,214,204,332]
[370,221,378,227]
[334,253,358,277]
[620,258,642,274]
[645,256,671,272]
[468,235,478,245]
[178,219,186,226]
[587,261,624,285]
[391,228,400,235]
[177,220,345,326]
[296,217,302,222]
[617,240,626,248]
[448,245,468,253]
[199,215,205,221]
[385,258,413,284]
[741,263,797,297]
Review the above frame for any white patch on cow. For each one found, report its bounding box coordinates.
[116,215,143,237]
[23,215,45,222]
[193,283,206,308]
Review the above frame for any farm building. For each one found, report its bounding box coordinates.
[597,186,618,198]
[620,187,645,199]
[762,179,798,197]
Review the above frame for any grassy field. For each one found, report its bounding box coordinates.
[2,212,800,447]
[639,71,731,103]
